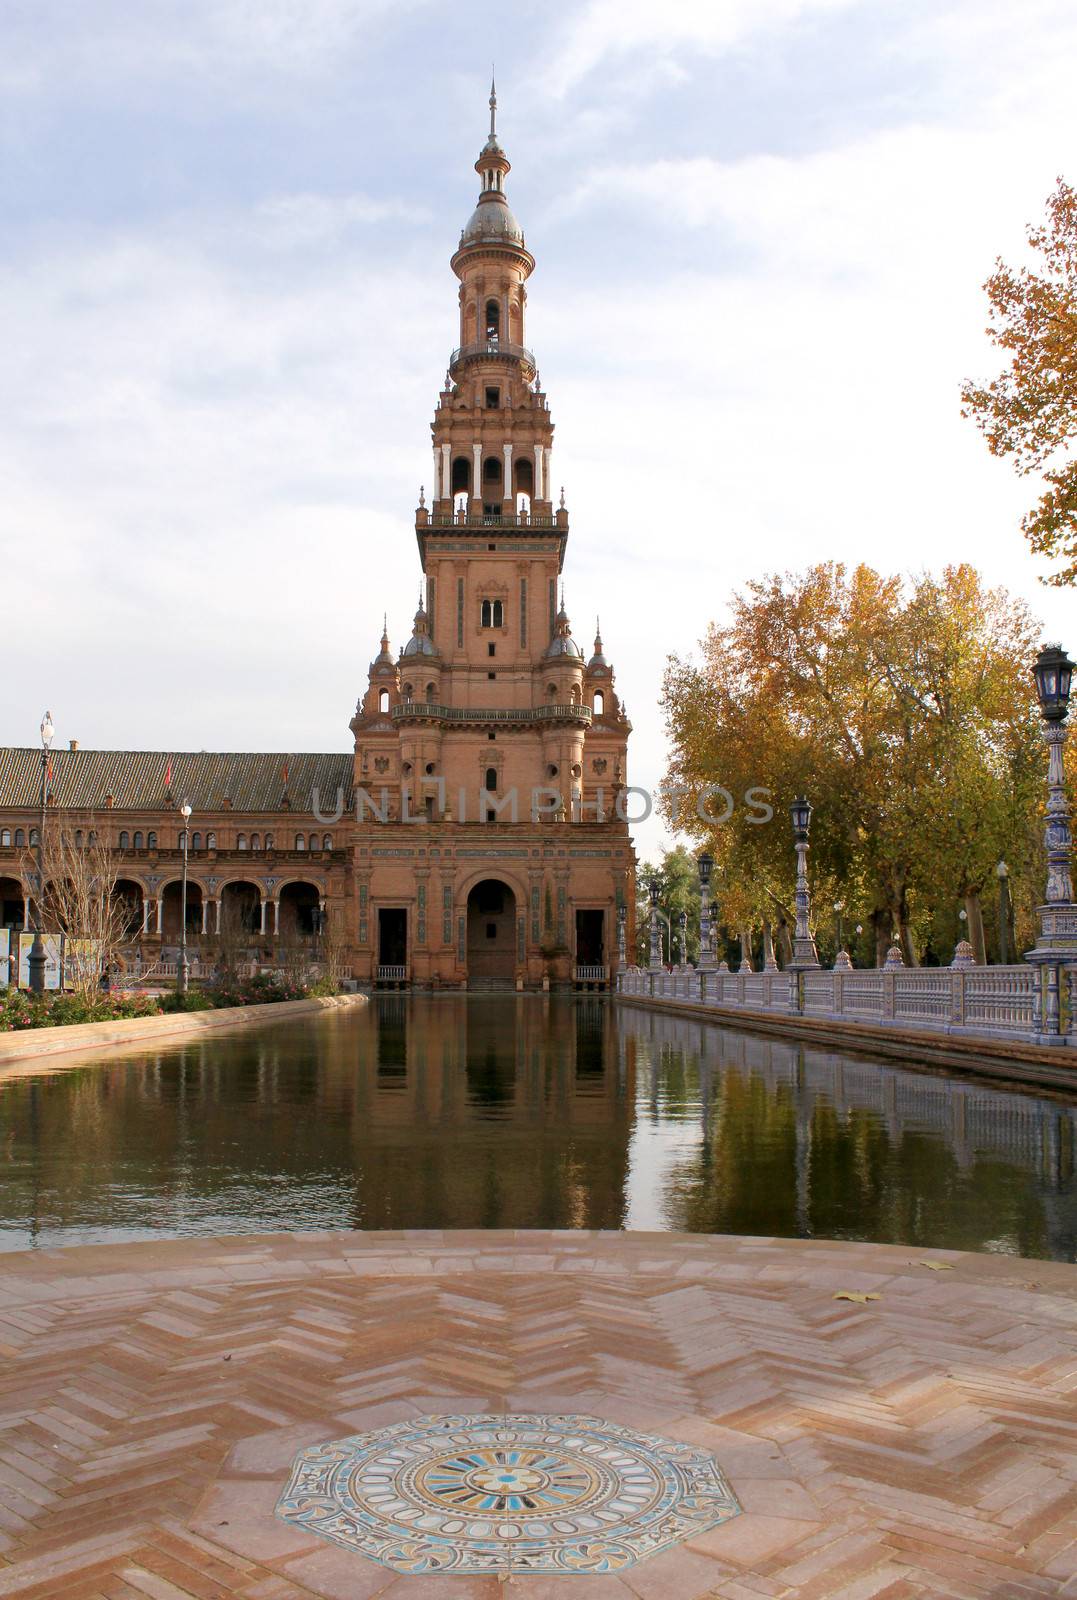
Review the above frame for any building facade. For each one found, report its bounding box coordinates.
[0,94,635,990]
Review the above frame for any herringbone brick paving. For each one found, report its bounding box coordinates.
[0,1230,1075,1597]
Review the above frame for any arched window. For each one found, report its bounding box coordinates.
[480,599,504,628]
[133,831,143,849]
[15,829,25,847]
[451,455,470,496]
[251,833,261,851]
[322,834,332,850]
[546,683,557,699]
[309,834,318,852]
[485,767,498,791]
[264,833,274,850]
[74,829,83,848]
[378,688,390,714]
[191,831,202,851]
[206,831,217,850]
[403,682,414,700]
[87,830,97,846]
[593,690,604,715]
[147,831,156,849]
[117,829,128,848]
[426,682,436,704]
[515,458,534,495]
[1,829,9,847]
[485,299,500,342]
[296,834,306,850]
[27,827,38,846]
[482,456,502,488]
[237,833,248,850]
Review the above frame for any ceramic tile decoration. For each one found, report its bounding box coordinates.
[276,1412,741,1575]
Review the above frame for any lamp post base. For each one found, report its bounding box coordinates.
[27,933,47,994]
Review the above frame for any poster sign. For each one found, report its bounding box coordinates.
[65,938,102,991]
[17,932,63,991]
[0,928,10,989]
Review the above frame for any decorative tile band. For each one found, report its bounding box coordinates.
[277,1412,740,1576]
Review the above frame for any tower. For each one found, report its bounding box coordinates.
[349,87,634,989]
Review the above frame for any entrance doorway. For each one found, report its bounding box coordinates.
[466,879,516,984]
[575,909,605,967]
[378,908,408,976]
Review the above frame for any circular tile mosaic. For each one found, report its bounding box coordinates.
[276,1413,741,1575]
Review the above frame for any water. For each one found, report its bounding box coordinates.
[1,996,1074,1259]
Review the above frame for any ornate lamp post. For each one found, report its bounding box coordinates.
[833,901,844,956]
[178,801,192,995]
[647,876,662,969]
[27,710,54,995]
[616,900,627,969]
[788,796,820,972]
[996,860,1011,965]
[697,851,715,970]
[1028,642,1076,1037]
[678,908,688,968]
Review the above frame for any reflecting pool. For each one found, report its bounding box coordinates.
[1,996,1074,1258]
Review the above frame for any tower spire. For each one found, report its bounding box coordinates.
[489,69,497,139]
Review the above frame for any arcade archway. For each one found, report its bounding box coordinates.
[466,878,517,984]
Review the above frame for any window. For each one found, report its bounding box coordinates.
[14,829,24,847]
[480,598,504,628]
[594,690,604,715]
[206,832,217,850]
[28,828,38,846]
[378,689,390,714]
[547,683,557,698]
[485,299,500,342]
[191,831,202,851]
[451,455,470,496]
[119,830,130,849]
[264,833,273,850]
[487,671,496,680]
[488,732,496,741]
[74,830,83,848]
[482,456,502,488]
[426,682,436,703]
[147,832,157,848]
[322,834,332,850]
[134,831,144,849]
[485,767,498,791]
[296,834,306,850]
[87,830,97,846]
[515,458,533,495]
[309,834,317,852]
[488,642,496,657]
[485,386,500,409]
[251,833,260,851]
[1,830,9,847]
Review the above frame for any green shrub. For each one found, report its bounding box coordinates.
[158,989,215,1013]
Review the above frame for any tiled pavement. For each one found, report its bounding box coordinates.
[0,1230,1075,1598]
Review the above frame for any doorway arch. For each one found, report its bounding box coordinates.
[466,878,517,983]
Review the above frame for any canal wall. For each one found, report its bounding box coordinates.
[0,992,368,1070]
[616,992,1077,1093]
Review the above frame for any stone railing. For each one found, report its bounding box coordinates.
[617,960,1060,1047]
[574,964,609,985]
[376,964,408,983]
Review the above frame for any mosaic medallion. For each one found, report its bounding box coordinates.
[277,1413,740,1575]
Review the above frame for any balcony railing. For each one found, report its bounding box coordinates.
[427,509,557,529]
[448,339,536,374]
[574,964,609,986]
[376,964,408,984]
[392,701,592,726]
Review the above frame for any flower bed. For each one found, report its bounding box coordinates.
[0,973,339,1032]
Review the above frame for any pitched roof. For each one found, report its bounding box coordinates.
[0,749,353,815]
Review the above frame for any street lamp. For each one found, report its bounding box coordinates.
[697,851,715,970]
[1028,641,1076,1035]
[996,860,1011,965]
[788,796,820,971]
[678,908,688,968]
[833,901,844,955]
[647,875,663,969]
[27,711,54,995]
[178,801,192,994]
[616,900,627,969]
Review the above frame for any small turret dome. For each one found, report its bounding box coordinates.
[401,599,439,659]
[545,601,583,659]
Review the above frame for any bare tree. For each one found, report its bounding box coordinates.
[319,905,349,988]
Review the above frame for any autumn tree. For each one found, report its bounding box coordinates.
[21,820,145,1002]
[962,177,1077,585]
[661,562,1042,967]
[635,847,701,964]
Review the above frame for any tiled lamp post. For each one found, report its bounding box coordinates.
[678,909,688,969]
[697,851,716,971]
[788,796,821,973]
[1027,642,1077,1039]
[647,876,663,970]
[616,900,627,970]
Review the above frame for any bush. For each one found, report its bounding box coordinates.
[158,989,215,1013]
[0,988,162,1031]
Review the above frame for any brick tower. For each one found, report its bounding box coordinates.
[348,85,634,988]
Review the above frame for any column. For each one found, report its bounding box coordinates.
[534,444,544,502]
[472,441,482,504]
[503,291,510,346]
[432,447,441,502]
[201,898,209,934]
[503,442,513,506]
[441,442,450,507]
[155,898,163,936]
[544,448,553,504]
[259,898,267,936]
[215,899,222,934]
[273,901,280,934]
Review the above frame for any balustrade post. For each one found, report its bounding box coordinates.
[1027,644,1077,1040]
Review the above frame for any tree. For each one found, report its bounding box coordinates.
[661,562,1043,967]
[962,178,1077,586]
[21,820,147,1002]
[635,847,701,965]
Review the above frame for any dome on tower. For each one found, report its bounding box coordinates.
[401,600,439,658]
[461,197,524,248]
[545,603,583,659]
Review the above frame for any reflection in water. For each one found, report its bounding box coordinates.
[0,997,1073,1260]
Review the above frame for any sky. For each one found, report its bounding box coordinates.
[2,0,1075,862]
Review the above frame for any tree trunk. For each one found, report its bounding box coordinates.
[761,918,777,969]
[777,919,793,966]
[897,916,919,967]
[964,890,986,964]
[872,907,892,968]
[738,924,754,973]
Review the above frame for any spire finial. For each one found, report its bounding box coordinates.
[559,485,566,510]
[489,69,497,138]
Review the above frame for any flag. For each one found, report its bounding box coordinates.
[281,760,289,786]
[46,755,53,783]
[164,758,173,789]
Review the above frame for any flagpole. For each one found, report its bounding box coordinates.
[28,711,55,994]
